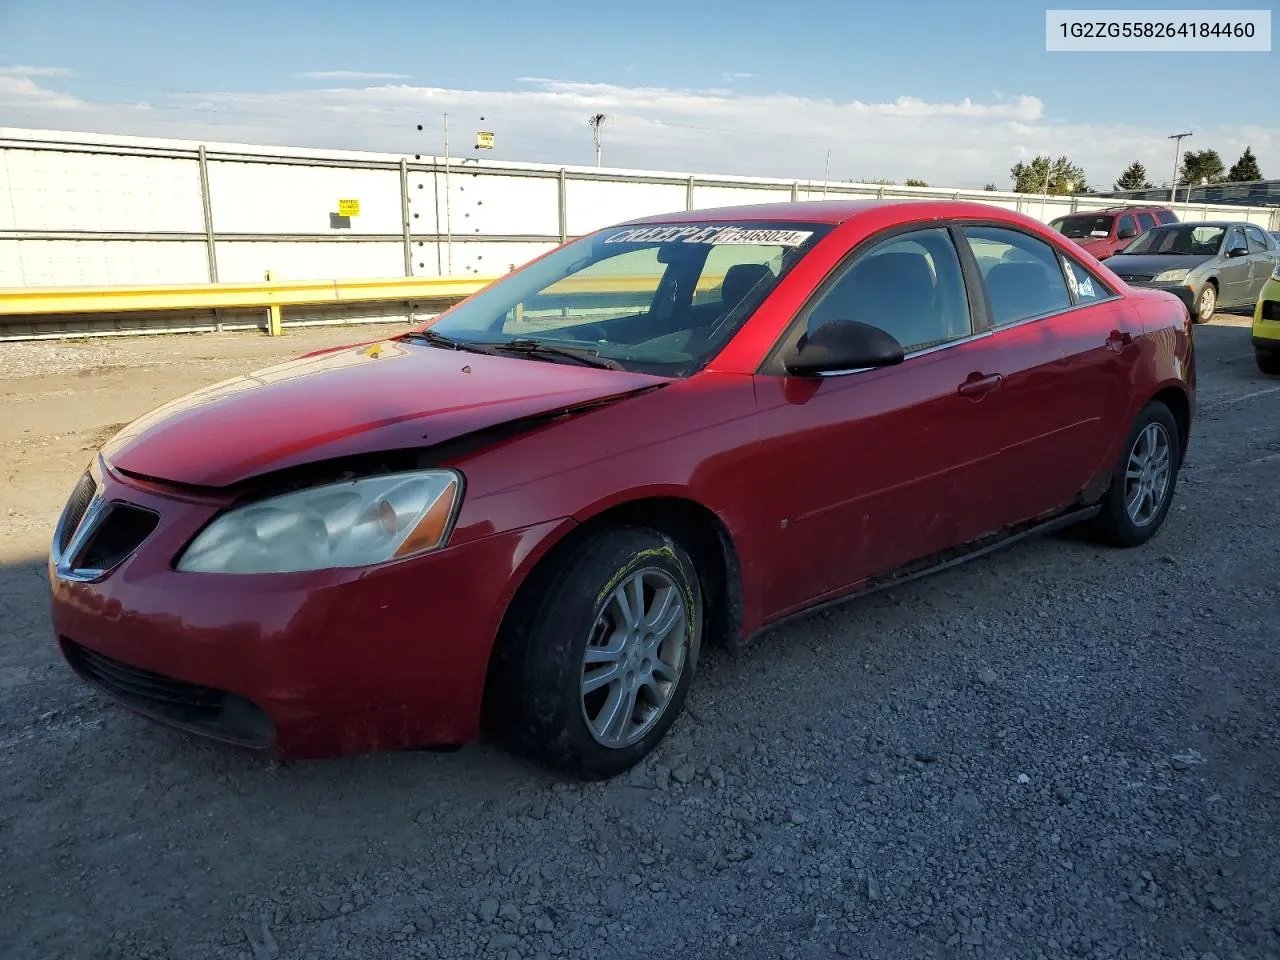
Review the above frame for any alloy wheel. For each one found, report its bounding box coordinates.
[580,568,689,748]
[1124,422,1172,527]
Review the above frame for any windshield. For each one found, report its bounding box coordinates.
[403,220,831,376]
[1119,224,1226,256]
[1051,214,1115,240]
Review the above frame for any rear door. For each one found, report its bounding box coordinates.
[954,224,1142,526]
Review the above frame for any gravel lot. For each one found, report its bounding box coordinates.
[2,317,1278,960]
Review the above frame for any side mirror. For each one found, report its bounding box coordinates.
[1227,244,1249,258]
[1117,226,1138,240]
[784,319,905,376]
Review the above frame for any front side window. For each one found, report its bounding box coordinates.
[1117,215,1138,238]
[801,227,972,353]
[418,221,830,376]
[962,226,1071,325]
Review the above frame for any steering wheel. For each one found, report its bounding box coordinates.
[574,325,610,343]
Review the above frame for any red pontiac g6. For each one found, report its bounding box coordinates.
[48,200,1196,778]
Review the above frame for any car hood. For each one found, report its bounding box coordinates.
[102,338,668,487]
[1102,253,1214,275]
[1072,236,1115,254]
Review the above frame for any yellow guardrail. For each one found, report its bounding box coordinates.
[0,274,500,337]
[0,270,737,338]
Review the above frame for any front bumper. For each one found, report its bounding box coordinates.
[1252,281,1280,350]
[48,461,571,759]
[1123,280,1198,312]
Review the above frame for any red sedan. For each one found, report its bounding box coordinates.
[48,200,1195,778]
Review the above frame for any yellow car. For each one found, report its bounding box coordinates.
[1254,261,1280,375]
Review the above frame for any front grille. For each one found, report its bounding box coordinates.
[1118,274,1154,283]
[76,504,159,571]
[57,472,97,553]
[62,639,275,748]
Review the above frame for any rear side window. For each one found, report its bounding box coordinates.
[962,226,1072,325]
[1157,209,1179,224]
[1137,212,1157,232]
[1061,256,1112,303]
[1245,225,1269,252]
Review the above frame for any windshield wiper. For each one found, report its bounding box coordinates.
[402,329,503,355]
[491,339,625,370]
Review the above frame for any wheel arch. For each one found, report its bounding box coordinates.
[1150,383,1192,460]
[480,493,745,726]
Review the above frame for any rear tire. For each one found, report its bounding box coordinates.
[1257,350,1280,376]
[486,526,703,779]
[1193,283,1216,324]
[1090,401,1181,547]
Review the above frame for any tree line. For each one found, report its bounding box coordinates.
[844,145,1263,195]
[1112,146,1263,192]
[1000,146,1264,196]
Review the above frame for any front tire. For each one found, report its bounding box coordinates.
[1090,401,1181,547]
[487,526,703,779]
[1257,349,1280,376]
[1193,283,1216,324]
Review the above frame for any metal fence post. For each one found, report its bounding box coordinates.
[399,158,413,277]
[686,176,695,210]
[197,145,219,283]
[791,181,800,202]
[557,169,568,243]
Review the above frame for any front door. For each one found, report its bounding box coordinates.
[750,225,1005,617]
[1245,225,1279,302]
[1218,226,1253,307]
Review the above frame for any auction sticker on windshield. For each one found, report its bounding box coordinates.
[603,225,815,246]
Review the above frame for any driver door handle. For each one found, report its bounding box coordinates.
[957,372,1003,397]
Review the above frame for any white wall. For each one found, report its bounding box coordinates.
[2,128,1277,288]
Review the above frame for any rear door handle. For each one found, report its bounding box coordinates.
[957,372,1003,398]
[1107,329,1133,351]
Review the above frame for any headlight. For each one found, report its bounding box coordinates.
[1272,261,1280,281]
[1154,269,1190,283]
[176,470,462,574]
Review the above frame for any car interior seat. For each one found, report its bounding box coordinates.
[983,261,1067,324]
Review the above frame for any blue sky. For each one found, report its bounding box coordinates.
[1,0,1275,188]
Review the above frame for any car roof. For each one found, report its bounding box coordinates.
[619,198,1041,227]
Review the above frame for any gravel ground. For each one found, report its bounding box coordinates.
[1,317,1277,960]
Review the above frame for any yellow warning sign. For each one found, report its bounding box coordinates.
[337,198,360,217]
[475,131,495,149]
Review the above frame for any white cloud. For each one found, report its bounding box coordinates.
[0,75,83,110]
[295,70,411,81]
[0,65,73,77]
[0,73,1275,192]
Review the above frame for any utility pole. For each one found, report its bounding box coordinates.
[589,113,607,168]
[822,150,831,199]
[1168,131,1192,205]
[443,113,453,274]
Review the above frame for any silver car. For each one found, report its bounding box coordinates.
[1102,220,1280,323]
